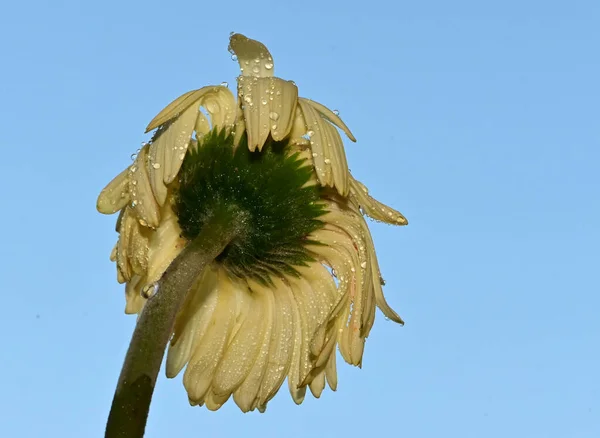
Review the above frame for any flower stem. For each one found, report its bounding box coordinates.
[105,205,246,438]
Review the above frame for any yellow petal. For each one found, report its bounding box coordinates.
[166,268,220,378]
[350,176,408,225]
[297,99,331,187]
[308,371,326,398]
[232,286,274,412]
[257,278,295,405]
[229,33,275,78]
[238,76,271,152]
[183,271,237,404]
[129,145,160,228]
[304,98,356,142]
[146,87,209,132]
[97,167,130,214]
[213,285,266,398]
[269,78,298,141]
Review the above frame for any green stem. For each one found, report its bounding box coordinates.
[105,206,245,438]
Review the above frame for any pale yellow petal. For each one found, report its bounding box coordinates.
[145,87,210,132]
[166,268,220,378]
[257,278,295,405]
[297,99,331,186]
[304,98,356,142]
[158,103,197,184]
[321,119,350,195]
[97,167,130,214]
[325,351,338,391]
[202,88,236,128]
[308,371,326,399]
[129,145,160,228]
[213,285,266,398]
[233,286,274,412]
[287,280,307,405]
[183,271,237,403]
[350,176,408,225]
[238,76,271,152]
[147,140,167,205]
[229,33,275,78]
[269,78,298,141]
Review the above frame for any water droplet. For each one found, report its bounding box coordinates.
[264,61,273,70]
[261,98,268,105]
[269,111,280,120]
[229,31,235,37]
[220,81,229,87]
[152,163,161,169]
[333,109,340,115]
[312,152,318,157]
[231,54,238,61]
[324,158,331,164]
[307,130,314,137]
[130,153,137,160]
[141,282,159,299]
[360,261,367,269]
[252,66,260,74]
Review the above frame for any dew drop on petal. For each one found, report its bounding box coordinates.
[333,109,340,115]
[264,61,273,70]
[360,261,367,269]
[152,163,161,169]
[269,111,280,120]
[324,158,331,164]
[231,54,238,61]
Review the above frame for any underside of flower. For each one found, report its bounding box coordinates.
[97,33,409,413]
[174,128,326,283]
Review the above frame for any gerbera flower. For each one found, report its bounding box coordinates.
[98,33,408,415]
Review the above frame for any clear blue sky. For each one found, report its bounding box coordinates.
[1,1,598,437]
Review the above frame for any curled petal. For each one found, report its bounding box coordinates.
[229,33,275,78]
[304,98,356,142]
[145,86,234,132]
[97,167,130,214]
[350,176,408,225]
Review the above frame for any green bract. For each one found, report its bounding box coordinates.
[174,128,327,284]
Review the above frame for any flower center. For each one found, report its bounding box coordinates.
[174,128,326,284]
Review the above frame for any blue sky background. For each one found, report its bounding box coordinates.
[1,1,599,437]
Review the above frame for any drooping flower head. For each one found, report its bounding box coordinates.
[97,33,408,412]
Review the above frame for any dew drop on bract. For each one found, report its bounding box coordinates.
[333,109,340,115]
[141,282,159,299]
